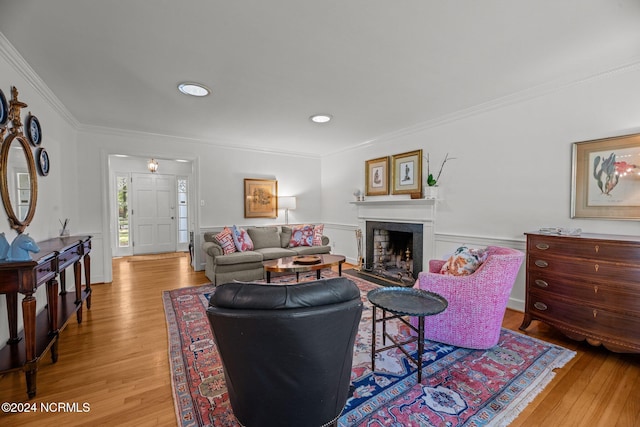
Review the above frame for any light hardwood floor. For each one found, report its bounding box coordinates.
[0,253,638,426]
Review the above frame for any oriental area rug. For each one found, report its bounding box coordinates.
[162,271,575,427]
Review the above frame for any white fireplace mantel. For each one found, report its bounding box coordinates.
[350,198,436,223]
[351,198,436,272]
[350,198,435,205]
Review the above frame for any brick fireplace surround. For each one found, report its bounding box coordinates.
[352,198,436,280]
[367,221,423,281]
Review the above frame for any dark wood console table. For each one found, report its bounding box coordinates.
[0,235,91,398]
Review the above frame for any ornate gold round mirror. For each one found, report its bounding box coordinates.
[0,133,38,233]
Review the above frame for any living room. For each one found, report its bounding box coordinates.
[0,1,639,425]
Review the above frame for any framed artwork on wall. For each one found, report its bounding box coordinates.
[571,133,640,219]
[365,156,389,196]
[244,178,278,218]
[391,149,422,195]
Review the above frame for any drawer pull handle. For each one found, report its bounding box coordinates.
[536,243,550,250]
[534,279,549,288]
[594,245,599,254]
[534,302,548,311]
[594,285,598,294]
[593,309,598,318]
[535,260,548,268]
[594,264,599,272]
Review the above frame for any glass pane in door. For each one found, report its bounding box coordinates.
[117,175,129,247]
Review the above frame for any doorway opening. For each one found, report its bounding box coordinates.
[110,156,194,259]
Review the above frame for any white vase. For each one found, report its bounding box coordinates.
[424,186,439,200]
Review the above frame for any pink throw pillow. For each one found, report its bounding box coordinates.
[312,224,324,246]
[289,224,314,247]
[232,225,254,252]
[214,227,237,254]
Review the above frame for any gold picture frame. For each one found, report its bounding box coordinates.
[244,178,278,218]
[571,133,640,219]
[365,156,389,196]
[391,149,422,195]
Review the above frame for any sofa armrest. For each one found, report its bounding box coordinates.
[321,235,330,246]
[202,241,223,258]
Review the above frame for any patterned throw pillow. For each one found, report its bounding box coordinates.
[232,225,254,252]
[312,224,324,246]
[289,224,315,247]
[440,246,488,276]
[214,227,237,254]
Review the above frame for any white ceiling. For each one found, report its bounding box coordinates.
[1,0,639,156]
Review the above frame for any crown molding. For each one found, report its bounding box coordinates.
[329,58,640,157]
[78,123,321,160]
[0,33,80,129]
[0,32,318,160]
[3,30,639,160]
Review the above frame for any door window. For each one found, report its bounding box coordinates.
[117,174,129,248]
[177,177,189,246]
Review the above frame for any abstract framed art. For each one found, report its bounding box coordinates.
[571,133,640,219]
[391,149,422,195]
[244,178,278,218]
[365,156,389,196]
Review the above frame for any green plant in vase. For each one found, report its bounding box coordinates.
[425,153,455,198]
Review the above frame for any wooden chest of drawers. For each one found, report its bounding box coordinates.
[520,232,640,353]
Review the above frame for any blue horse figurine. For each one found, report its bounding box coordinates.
[0,232,9,260]
[8,233,40,261]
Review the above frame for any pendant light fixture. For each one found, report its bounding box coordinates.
[148,158,159,173]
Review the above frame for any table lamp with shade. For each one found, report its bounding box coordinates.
[278,196,297,224]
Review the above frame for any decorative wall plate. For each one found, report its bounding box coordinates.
[26,114,42,146]
[36,147,49,176]
[0,89,7,126]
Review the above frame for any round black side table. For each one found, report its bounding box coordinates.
[367,287,447,383]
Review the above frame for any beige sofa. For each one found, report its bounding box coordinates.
[202,226,331,285]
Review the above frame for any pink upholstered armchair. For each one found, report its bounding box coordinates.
[412,246,524,349]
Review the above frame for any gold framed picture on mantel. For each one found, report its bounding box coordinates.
[365,156,389,196]
[391,149,422,195]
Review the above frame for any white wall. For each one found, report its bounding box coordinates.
[321,64,640,311]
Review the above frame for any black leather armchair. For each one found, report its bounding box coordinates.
[207,277,363,427]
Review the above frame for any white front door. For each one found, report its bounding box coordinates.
[132,173,176,254]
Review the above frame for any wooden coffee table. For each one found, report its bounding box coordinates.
[263,254,346,283]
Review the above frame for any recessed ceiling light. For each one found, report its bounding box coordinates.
[310,114,332,123]
[178,82,211,97]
